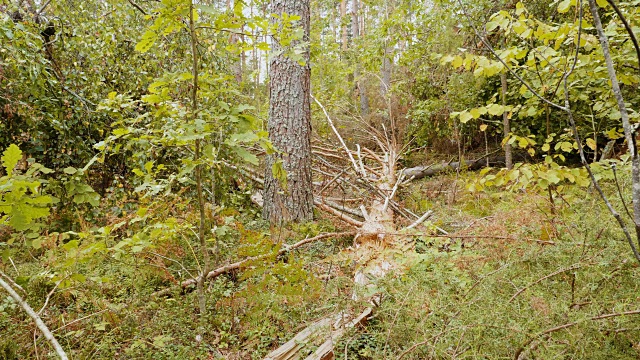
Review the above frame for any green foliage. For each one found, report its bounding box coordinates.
[0,144,53,234]
[440,0,640,158]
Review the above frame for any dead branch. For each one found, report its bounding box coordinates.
[312,95,362,176]
[303,307,373,360]
[152,232,356,297]
[402,157,504,181]
[0,271,68,360]
[264,308,373,360]
[315,201,365,227]
[509,264,581,303]
[404,210,434,230]
[514,309,640,359]
[316,198,364,219]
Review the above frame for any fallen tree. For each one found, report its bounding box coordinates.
[402,156,506,180]
[261,97,435,360]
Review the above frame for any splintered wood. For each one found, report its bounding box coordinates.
[264,98,433,360]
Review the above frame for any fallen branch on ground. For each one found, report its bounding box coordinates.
[509,264,581,302]
[0,271,68,360]
[264,307,373,360]
[152,231,356,297]
[402,156,506,181]
[514,309,640,359]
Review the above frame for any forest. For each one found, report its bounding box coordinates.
[2,0,640,358]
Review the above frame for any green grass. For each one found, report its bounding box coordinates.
[2,171,640,359]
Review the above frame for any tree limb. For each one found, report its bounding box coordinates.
[153,232,356,297]
[0,271,68,360]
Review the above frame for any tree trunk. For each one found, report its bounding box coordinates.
[501,72,512,169]
[352,0,369,115]
[340,0,348,52]
[380,46,391,96]
[263,0,314,224]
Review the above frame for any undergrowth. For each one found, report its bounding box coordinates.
[2,169,640,359]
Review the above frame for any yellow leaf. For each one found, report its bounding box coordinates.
[586,138,597,151]
[480,124,488,132]
[460,111,473,123]
[451,55,463,68]
[558,0,572,13]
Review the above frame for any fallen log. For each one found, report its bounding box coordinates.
[402,157,504,180]
[264,307,373,360]
[402,156,506,180]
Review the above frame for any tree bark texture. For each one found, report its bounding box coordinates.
[263,0,314,224]
[340,0,348,52]
[352,0,369,115]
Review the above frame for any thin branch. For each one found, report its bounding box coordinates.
[0,269,26,294]
[315,201,365,227]
[586,0,640,263]
[514,309,640,359]
[37,276,67,316]
[126,0,147,15]
[404,210,433,230]
[509,264,581,303]
[153,232,356,297]
[0,272,68,360]
[312,95,362,176]
[611,163,633,220]
[455,0,568,112]
[605,0,640,73]
[52,309,109,333]
[36,0,51,16]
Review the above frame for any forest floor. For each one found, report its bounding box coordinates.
[2,169,640,360]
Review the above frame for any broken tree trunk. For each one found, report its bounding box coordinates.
[402,156,506,181]
[264,98,420,360]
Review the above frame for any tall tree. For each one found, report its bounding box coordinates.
[353,0,369,115]
[263,0,314,223]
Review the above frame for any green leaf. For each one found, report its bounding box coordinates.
[2,144,22,176]
[558,0,572,13]
[135,30,157,53]
[271,160,288,191]
[486,104,504,116]
[232,146,258,165]
[459,111,473,123]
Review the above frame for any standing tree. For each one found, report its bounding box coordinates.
[263,0,314,223]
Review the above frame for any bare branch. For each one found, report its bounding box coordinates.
[153,232,356,297]
[312,95,362,176]
[0,271,68,360]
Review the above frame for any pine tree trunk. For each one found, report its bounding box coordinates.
[341,0,348,52]
[352,0,369,115]
[263,0,313,224]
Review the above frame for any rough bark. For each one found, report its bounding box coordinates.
[340,0,348,52]
[352,0,369,115]
[263,0,314,224]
